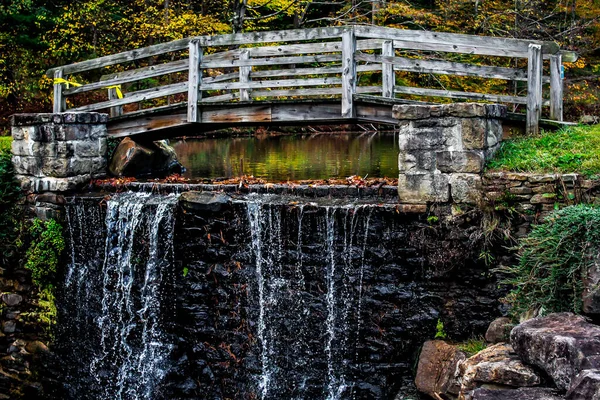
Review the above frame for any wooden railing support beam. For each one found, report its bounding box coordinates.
[527,44,543,135]
[187,40,202,123]
[341,29,357,118]
[550,53,563,122]
[239,50,251,102]
[53,69,64,113]
[382,40,394,98]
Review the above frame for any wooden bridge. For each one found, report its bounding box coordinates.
[46,25,576,139]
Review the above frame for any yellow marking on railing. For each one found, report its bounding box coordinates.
[105,85,123,99]
[53,78,81,89]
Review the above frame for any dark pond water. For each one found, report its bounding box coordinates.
[171,133,398,181]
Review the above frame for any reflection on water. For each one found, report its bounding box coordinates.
[171,133,398,181]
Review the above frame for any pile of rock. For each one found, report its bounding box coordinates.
[414,313,600,400]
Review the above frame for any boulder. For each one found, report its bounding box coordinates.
[511,312,600,390]
[472,387,563,400]
[566,369,600,400]
[108,137,182,177]
[1,293,23,307]
[179,192,232,213]
[458,343,541,400]
[25,340,49,355]
[415,340,466,399]
[485,317,514,343]
[583,256,600,315]
[579,115,599,125]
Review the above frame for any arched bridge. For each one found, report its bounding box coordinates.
[46,25,576,139]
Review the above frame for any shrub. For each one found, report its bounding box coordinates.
[24,219,65,288]
[501,204,600,316]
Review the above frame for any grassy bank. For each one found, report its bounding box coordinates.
[0,136,11,153]
[487,124,600,178]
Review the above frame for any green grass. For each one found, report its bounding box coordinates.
[487,124,600,178]
[457,337,486,356]
[0,136,11,154]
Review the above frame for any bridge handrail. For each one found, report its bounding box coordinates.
[47,25,578,134]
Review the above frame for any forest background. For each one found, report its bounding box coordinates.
[1,0,599,133]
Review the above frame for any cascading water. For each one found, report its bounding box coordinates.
[53,190,499,399]
[60,192,178,400]
[244,196,372,399]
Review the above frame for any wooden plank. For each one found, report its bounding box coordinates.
[381,40,394,98]
[47,38,191,77]
[201,93,239,102]
[341,29,356,118]
[250,64,380,79]
[356,52,531,81]
[53,70,64,113]
[108,87,123,117]
[271,103,341,121]
[356,103,398,125]
[108,113,189,138]
[108,103,186,122]
[251,86,380,98]
[550,53,563,122]
[393,85,528,104]
[356,25,559,57]
[71,82,188,112]
[197,26,347,47]
[201,105,272,123]
[527,44,543,134]
[202,54,342,68]
[201,77,342,91]
[187,40,202,123]
[560,51,578,63]
[239,50,251,102]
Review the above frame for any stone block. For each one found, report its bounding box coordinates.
[446,103,487,117]
[485,317,515,343]
[528,174,558,183]
[30,175,91,192]
[68,157,106,176]
[398,172,450,203]
[486,119,503,148]
[12,156,41,176]
[485,104,507,119]
[530,193,556,204]
[399,151,436,172]
[41,157,69,178]
[450,173,482,204]
[1,293,22,307]
[461,118,486,149]
[392,104,431,120]
[74,140,101,157]
[436,150,484,173]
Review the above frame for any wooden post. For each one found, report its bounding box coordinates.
[108,88,123,118]
[187,40,202,123]
[239,49,251,102]
[341,29,357,118]
[550,53,563,122]
[382,40,394,98]
[53,69,64,113]
[526,44,543,135]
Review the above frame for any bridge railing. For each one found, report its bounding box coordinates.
[46,25,576,134]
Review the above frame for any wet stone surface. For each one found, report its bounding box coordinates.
[50,192,505,400]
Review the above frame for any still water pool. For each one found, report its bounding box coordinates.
[171,133,398,181]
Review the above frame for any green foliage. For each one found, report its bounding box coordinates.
[182,266,189,277]
[458,337,486,356]
[434,318,447,339]
[0,137,22,261]
[487,125,600,178]
[427,215,439,225]
[500,204,600,316]
[24,218,65,288]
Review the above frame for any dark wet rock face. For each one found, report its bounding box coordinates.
[51,192,504,399]
[511,312,600,391]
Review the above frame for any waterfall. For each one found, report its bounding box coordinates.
[64,192,178,400]
[244,196,372,400]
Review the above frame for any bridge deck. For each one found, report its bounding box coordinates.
[46,25,577,138]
